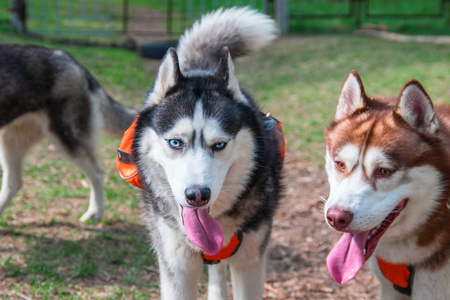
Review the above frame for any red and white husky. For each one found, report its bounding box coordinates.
[324,70,450,299]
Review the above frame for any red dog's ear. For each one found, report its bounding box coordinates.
[335,70,367,120]
[397,80,438,134]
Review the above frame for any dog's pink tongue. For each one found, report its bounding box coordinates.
[327,231,369,284]
[182,208,224,255]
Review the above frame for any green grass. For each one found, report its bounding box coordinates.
[0,29,449,298]
[236,36,450,163]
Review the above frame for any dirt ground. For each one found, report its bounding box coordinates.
[264,150,379,299]
[0,147,381,300]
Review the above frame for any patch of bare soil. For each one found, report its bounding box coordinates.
[123,6,172,46]
[264,150,378,299]
[354,29,450,45]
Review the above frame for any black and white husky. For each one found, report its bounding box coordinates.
[0,44,136,222]
[131,7,282,300]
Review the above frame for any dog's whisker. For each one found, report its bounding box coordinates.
[314,150,325,159]
[318,195,327,203]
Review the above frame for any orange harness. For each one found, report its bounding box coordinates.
[116,114,285,262]
[377,256,415,296]
[116,118,141,188]
[203,231,243,264]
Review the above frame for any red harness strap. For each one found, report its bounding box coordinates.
[377,256,415,296]
[203,231,243,264]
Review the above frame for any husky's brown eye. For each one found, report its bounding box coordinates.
[376,168,394,178]
[335,161,346,171]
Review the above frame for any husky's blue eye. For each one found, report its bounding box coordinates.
[212,142,227,151]
[168,139,183,149]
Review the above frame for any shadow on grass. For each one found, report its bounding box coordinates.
[0,219,159,297]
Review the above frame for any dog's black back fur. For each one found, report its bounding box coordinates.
[0,44,134,153]
[0,44,93,152]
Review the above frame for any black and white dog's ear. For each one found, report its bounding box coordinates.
[216,47,248,104]
[397,80,439,134]
[335,70,367,120]
[146,48,183,107]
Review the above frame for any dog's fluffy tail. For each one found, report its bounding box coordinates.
[177,6,277,72]
[85,71,137,137]
[100,94,137,137]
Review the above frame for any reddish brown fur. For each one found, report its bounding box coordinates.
[325,78,450,270]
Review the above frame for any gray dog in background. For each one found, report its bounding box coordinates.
[0,44,136,221]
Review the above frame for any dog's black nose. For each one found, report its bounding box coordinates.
[185,186,211,207]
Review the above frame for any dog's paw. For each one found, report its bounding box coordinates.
[79,209,103,222]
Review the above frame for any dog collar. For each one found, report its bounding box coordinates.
[203,231,243,264]
[377,256,415,296]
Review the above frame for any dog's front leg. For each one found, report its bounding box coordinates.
[155,221,203,300]
[208,261,228,300]
[228,226,270,300]
[0,120,44,216]
[229,251,266,300]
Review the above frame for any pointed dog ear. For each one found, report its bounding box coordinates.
[215,47,248,104]
[335,70,367,120]
[397,80,439,134]
[145,48,183,107]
